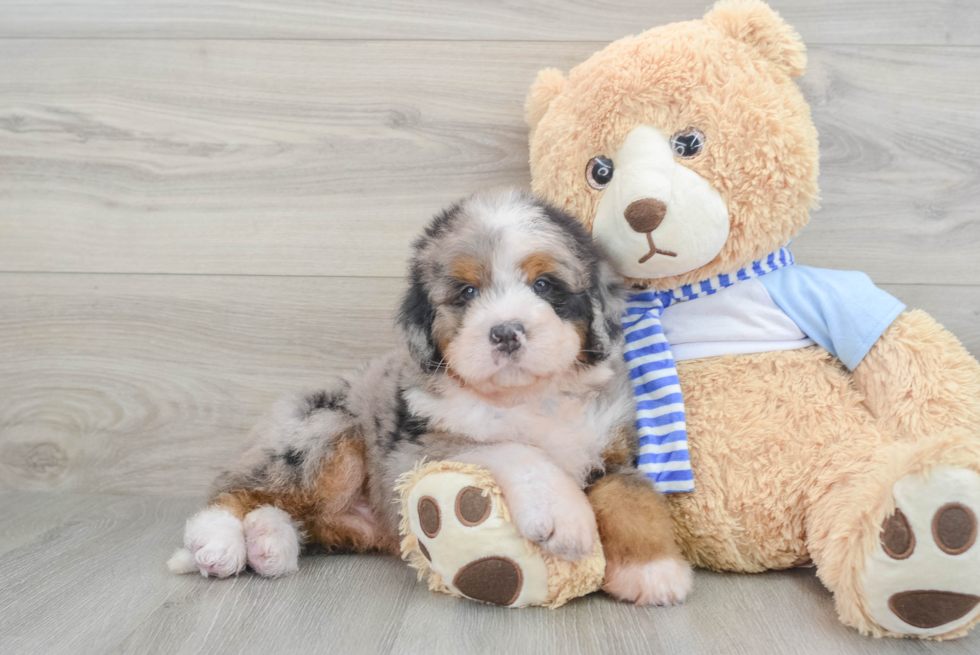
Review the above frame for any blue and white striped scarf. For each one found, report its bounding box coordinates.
[624,246,796,493]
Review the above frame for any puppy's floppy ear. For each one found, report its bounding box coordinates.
[397,267,443,373]
[534,197,625,366]
[582,258,626,365]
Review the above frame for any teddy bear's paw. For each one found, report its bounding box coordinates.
[169,508,247,578]
[603,558,692,606]
[243,505,303,577]
[862,465,980,637]
[405,468,553,607]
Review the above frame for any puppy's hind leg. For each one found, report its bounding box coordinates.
[168,506,247,578]
[243,505,304,577]
[168,494,304,578]
[169,384,361,577]
[588,469,692,606]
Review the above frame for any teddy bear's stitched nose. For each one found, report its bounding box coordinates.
[624,198,667,233]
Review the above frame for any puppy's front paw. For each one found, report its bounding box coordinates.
[401,461,607,608]
[174,508,247,578]
[509,485,598,561]
[604,558,692,606]
[244,505,302,577]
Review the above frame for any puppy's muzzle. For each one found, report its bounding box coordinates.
[490,322,525,355]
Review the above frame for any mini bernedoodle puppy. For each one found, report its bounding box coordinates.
[169,189,692,605]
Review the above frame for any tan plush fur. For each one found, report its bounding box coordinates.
[670,347,886,572]
[396,461,503,599]
[809,433,980,639]
[526,0,980,639]
[396,461,606,609]
[853,310,980,439]
[527,0,819,292]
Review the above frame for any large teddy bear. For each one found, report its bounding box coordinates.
[518,0,980,640]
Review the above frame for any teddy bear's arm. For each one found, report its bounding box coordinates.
[852,310,980,438]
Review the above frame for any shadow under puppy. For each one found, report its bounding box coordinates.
[168,189,691,605]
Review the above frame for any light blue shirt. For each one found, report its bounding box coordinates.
[759,266,906,371]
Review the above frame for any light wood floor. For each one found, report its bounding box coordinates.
[2,490,979,655]
[1,1,979,652]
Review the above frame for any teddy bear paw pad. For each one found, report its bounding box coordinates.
[453,556,524,606]
[403,467,551,607]
[862,465,980,637]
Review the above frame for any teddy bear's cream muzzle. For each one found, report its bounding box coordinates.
[592,125,730,280]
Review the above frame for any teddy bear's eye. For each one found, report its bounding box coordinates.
[670,128,705,159]
[586,156,614,190]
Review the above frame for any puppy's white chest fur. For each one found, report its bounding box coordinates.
[405,385,626,483]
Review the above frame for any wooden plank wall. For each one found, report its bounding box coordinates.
[1,1,978,497]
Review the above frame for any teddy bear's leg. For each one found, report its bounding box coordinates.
[398,461,606,608]
[806,431,980,639]
[588,469,692,606]
[853,310,980,439]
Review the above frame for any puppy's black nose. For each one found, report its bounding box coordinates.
[489,322,525,354]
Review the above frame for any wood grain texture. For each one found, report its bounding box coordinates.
[0,492,108,557]
[0,0,978,45]
[792,45,980,281]
[1,274,977,498]
[0,491,977,655]
[0,39,546,279]
[1,41,979,284]
[0,274,401,496]
[0,492,200,655]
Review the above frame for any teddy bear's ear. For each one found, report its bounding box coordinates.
[525,68,567,130]
[705,0,806,78]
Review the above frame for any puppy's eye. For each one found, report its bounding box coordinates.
[532,277,553,294]
[459,285,480,302]
[586,156,614,190]
[670,127,705,159]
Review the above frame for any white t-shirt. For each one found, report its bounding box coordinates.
[660,277,814,362]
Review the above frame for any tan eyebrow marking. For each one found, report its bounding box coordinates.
[451,256,488,288]
[518,252,558,282]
